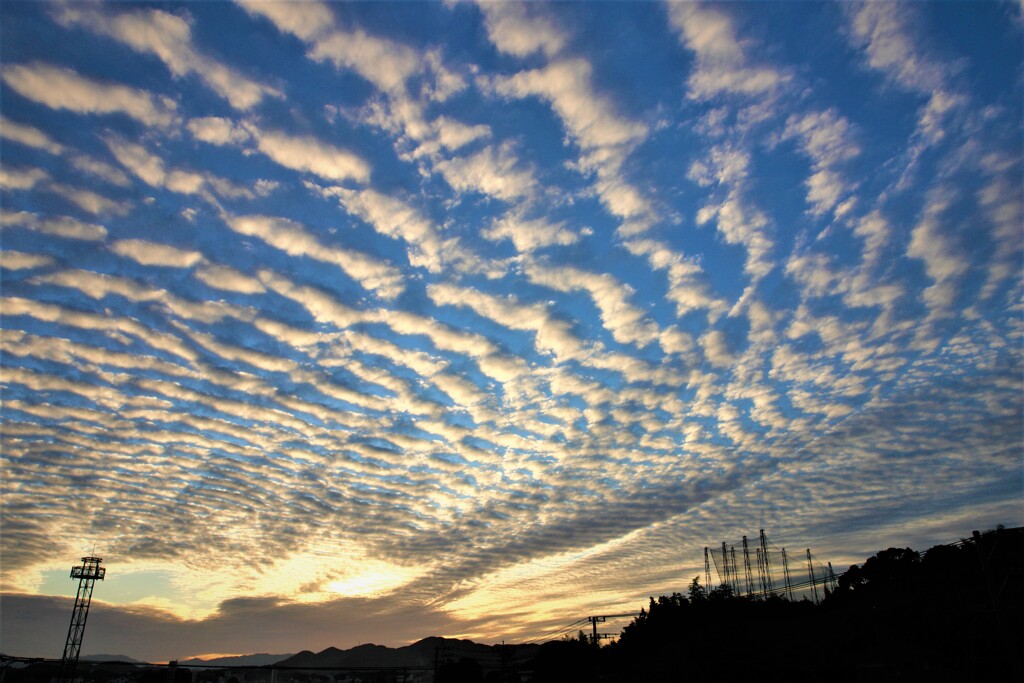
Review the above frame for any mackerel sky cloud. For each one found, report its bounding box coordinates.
[1,0,1021,662]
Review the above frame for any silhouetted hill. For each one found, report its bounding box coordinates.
[276,637,537,672]
[81,655,141,663]
[178,653,291,667]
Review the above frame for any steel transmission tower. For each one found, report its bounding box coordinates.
[58,556,106,683]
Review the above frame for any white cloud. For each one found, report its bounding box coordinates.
[688,62,784,101]
[254,179,281,197]
[0,167,48,190]
[477,2,567,58]
[2,62,177,127]
[166,170,206,195]
[241,0,419,96]
[696,190,774,279]
[395,116,492,160]
[422,49,468,103]
[188,117,251,146]
[431,117,491,153]
[246,124,371,183]
[524,261,661,349]
[195,265,266,294]
[1,212,107,241]
[435,143,537,201]
[430,282,681,385]
[482,212,583,253]
[783,109,860,170]
[258,270,366,329]
[845,2,948,95]
[493,58,653,232]
[70,156,132,187]
[496,59,646,153]
[316,185,486,275]
[309,30,420,94]
[670,3,741,61]
[205,176,254,201]
[2,297,201,366]
[804,169,846,217]
[687,144,750,187]
[907,189,968,316]
[226,213,404,299]
[56,6,280,110]
[104,138,175,187]
[977,169,1024,300]
[105,137,207,196]
[429,282,585,362]
[785,251,840,299]
[238,0,478,208]
[844,2,965,170]
[380,309,499,360]
[667,3,788,100]
[32,268,165,305]
[47,183,130,216]
[0,115,63,154]
[176,325,298,374]
[111,240,205,268]
[917,90,965,145]
[668,5,784,286]
[623,239,728,321]
[235,0,335,42]
[782,109,860,215]
[0,251,55,271]
[103,137,249,202]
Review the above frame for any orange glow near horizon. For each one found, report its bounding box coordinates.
[174,654,246,663]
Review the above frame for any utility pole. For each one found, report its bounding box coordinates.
[759,530,775,597]
[756,547,765,597]
[721,542,730,589]
[781,548,795,601]
[704,547,712,594]
[584,613,635,645]
[730,547,739,595]
[741,536,754,598]
[588,616,606,646]
[806,549,819,605]
[58,556,106,683]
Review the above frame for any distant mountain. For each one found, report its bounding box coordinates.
[178,653,293,668]
[80,655,141,663]
[277,637,537,670]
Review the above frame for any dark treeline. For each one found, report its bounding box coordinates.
[526,525,1023,682]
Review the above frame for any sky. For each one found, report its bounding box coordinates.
[1,0,1022,663]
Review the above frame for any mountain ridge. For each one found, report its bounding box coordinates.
[276,637,538,670]
[178,653,293,667]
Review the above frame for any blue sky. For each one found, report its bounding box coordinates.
[1,0,1021,662]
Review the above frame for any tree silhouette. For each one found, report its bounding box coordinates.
[533,526,1024,682]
